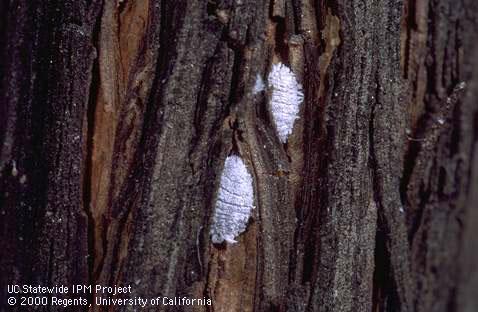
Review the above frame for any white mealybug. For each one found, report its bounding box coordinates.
[253,74,265,94]
[210,155,255,244]
[267,63,304,143]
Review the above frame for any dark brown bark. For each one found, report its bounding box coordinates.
[0,1,477,312]
[0,0,99,303]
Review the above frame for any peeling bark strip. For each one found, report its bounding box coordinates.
[1,1,478,312]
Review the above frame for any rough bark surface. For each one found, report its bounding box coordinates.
[0,1,477,312]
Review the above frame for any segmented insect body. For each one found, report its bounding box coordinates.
[268,63,304,143]
[210,155,255,244]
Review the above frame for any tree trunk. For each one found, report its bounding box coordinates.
[0,0,477,312]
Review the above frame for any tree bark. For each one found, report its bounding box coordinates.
[0,1,477,312]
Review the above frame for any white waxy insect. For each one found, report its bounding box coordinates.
[253,74,265,94]
[210,155,255,244]
[267,63,304,143]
